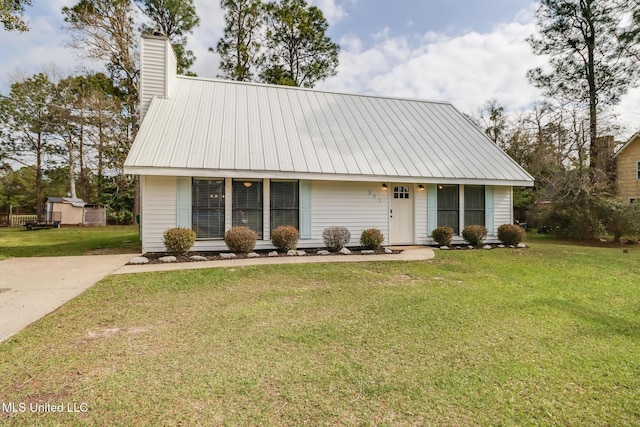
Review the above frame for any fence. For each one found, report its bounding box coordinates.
[83,208,106,226]
[8,215,38,227]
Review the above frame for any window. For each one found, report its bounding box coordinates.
[271,180,299,230]
[437,184,459,234]
[394,186,410,199]
[232,180,263,238]
[192,178,225,239]
[637,161,640,180]
[464,185,485,226]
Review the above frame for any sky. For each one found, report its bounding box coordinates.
[1,0,639,139]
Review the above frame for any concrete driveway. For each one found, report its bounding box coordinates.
[0,247,435,343]
[0,254,133,343]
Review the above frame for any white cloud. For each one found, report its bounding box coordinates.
[189,0,225,78]
[310,0,347,25]
[320,20,546,113]
[0,14,82,90]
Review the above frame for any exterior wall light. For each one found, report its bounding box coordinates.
[418,184,425,191]
[382,183,388,190]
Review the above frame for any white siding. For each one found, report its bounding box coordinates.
[309,181,389,247]
[415,185,428,244]
[166,41,177,97]
[149,179,392,252]
[143,177,497,252]
[494,186,513,229]
[140,35,177,121]
[142,176,177,252]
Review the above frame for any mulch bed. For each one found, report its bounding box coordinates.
[139,247,402,264]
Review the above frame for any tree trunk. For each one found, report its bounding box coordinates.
[35,133,44,221]
[67,130,77,199]
[584,0,600,183]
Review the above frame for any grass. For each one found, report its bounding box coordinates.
[1,238,639,425]
[0,225,141,257]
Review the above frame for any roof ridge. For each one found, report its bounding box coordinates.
[175,75,452,106]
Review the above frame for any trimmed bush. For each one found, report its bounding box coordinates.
[322,226,351,251]
[497,223,526,246]
[271,225,300,251]
[462,224,488,246]
[163,227,196,255]
[224,226,257,253]
[431,226,454,246]
[360,228,385,249]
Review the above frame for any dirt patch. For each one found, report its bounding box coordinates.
[0,288,10,293]
[86,327,121,340]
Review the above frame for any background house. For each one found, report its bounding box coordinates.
[614,133,640,203]
[125,35,534,253]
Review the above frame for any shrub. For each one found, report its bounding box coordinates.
[462,224,488,246]
[322,226,351,251]
[431,226,454,246]
[224,226,257,253]
[360,228,385,249]
[163,227,196,255]
[271,225,300,251]
[497,223,526,246]
[597,198,640,243]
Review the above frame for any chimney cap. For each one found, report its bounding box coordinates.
[142,31,168,40]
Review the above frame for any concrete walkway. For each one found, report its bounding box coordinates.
[113,247,435,275]
[0,254,134,343]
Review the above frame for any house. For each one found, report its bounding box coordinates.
[124,35,534,253]
[614,132,640,203]
[45,197,106,226]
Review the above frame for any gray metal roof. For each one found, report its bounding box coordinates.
[46,197,86,207]
[125,76,534,186]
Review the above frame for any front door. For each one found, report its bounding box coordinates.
[389,185,414,245]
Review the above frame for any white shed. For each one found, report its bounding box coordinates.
[125,35,534,253]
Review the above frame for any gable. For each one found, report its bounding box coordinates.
[125,77,533,186]
[614,133,640,159]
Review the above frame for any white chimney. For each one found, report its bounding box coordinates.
[140,34,177,121]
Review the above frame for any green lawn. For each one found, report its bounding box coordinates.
[1,239,639,426]
[0,225,141,258]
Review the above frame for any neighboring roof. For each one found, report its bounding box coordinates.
[125,76,534,186]
[46,197,86,207]
[613,132,640,158]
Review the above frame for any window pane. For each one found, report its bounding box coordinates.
[270,209,299,230]
[464,185,485,226]
[271,181,299,230]
[393,186,410,199]
[192,179,225,239]
[437,185,459,234]
[464,186,485,210]
[271,181,299,209]
[193,209,225,239]
[464,211,485,226]
[437,185,458,209]
[437,211,459,234]
[193,179,225,208]
[233,180,263,238]
[233,180,262,209]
